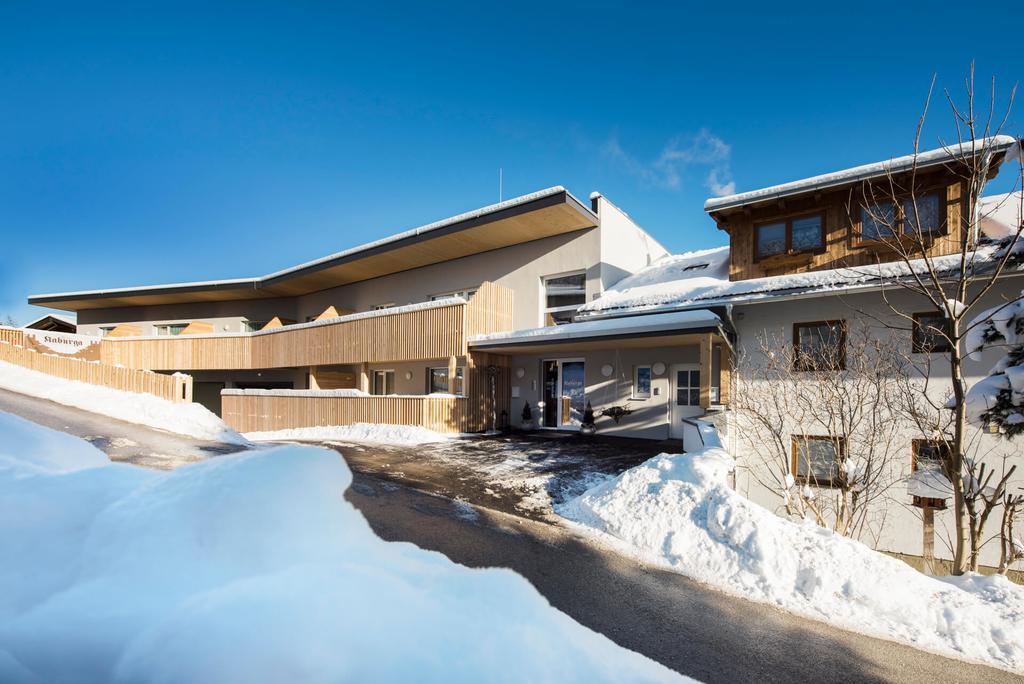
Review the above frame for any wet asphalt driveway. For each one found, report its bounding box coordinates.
[318,431,675,522]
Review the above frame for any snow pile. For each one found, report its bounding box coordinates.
[245,422,453,445]
[0,416,686,684]
[0,360,247,445]
[559,447,1024,672]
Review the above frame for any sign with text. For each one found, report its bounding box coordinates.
[23,329,101,361]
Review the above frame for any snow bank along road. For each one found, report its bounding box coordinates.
[0,396,1018,683]
[0,387,245,470]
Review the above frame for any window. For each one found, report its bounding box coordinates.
[793,320,845,371]
[792,436,846,487]
[912,439,952,476]
[912,312,952,353]
[543,272,586,325]
[99,326,116,337]
[754,213,824,261]
[675,369,701,407]
[633,366,652,399]
[242,320,268,333]
[428,366,464,395]
[154,323,187,336]
[372,303,396,311]
[372,370,395,396]
[430,289,477,302]
[860,193,942,242]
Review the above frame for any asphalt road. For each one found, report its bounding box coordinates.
[0,391,1018,683]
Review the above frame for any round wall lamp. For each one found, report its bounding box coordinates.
[404,371,413,381]
[600,364,614,378]
[515,367,526,379]
[652,362,666,376]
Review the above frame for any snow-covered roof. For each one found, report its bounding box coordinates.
[469,309,721,348]
[581,242,1022,319]
[978,191,1023,240]
[704,136,1020,213]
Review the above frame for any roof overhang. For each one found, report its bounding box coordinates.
[30,187,598,311]
[704,136,1021,223]
[468,309,722,354]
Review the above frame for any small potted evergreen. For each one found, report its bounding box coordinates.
[580,401,597,435]
[521,401,536,431]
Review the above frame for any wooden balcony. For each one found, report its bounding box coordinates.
[99,282,513,371]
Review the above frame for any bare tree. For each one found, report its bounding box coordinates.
[850,65,1023,573]
[732,326,905,543]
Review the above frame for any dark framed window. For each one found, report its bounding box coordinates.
[791,435,846,487]
[542,272,586,326]
[372,370,395,396]
[912,439,952,476]
[754,213,825,261]
[860,193,943,242]
[793,320,846,371]
[633,365,652,399]
[428,366,464,395]
[912,312,952,353]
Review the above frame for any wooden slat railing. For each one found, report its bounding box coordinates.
[100,281,514,371]
[0,327,25,347]
[0,338,193,403]
[221,391,469,433]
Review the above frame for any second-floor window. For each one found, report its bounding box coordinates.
[793,320,845,371]
[754,213,824,261]
[154,323,187,336]
[543,272,586,325]
[430,289,477,301]
[912,312,952,353]
[860,193,942,241]
[242,320,267,333]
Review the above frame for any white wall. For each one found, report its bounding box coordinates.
[729,284,1024,569]
[594,194,670,291]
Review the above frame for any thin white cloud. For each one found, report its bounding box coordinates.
[603,128,736,197]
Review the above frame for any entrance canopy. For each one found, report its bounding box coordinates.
[468,309,722,354]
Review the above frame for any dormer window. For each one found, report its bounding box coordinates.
[754,213,825,261]
[860,193,943,242]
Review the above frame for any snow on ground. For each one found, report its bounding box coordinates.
[0,414,688,684]
[245,422,453,445]
[558,447,1024,673]
[0,360,247,445]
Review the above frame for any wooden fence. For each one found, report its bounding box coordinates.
[0,338,193,403]
[221,392,470,433]
[99,282,514,372]
[0,327,25,347]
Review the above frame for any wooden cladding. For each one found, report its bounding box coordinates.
[717,170,967,281]
[0,327,25,347]
[0,339,193,403]
[222,394,470,434]
[100,282,514,372]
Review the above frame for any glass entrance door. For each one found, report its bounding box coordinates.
[541,359,586,428]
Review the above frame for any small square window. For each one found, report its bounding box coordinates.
[792,436,845,487]
[755,222,787,259]
[861,203,897,241]
[791,215,823,252]
[902,194,942,235]
[794,321,845,371]
[633,366,652,399]
[912,312,951,353]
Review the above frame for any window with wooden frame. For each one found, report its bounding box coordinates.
[793,320,846,371]
[859,192,944,243]
[753,212,825,261]
[912,312,952,353]
[911,439,952,476]
[791,435,846,487]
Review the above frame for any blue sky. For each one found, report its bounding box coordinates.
[1,1,1021,324]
